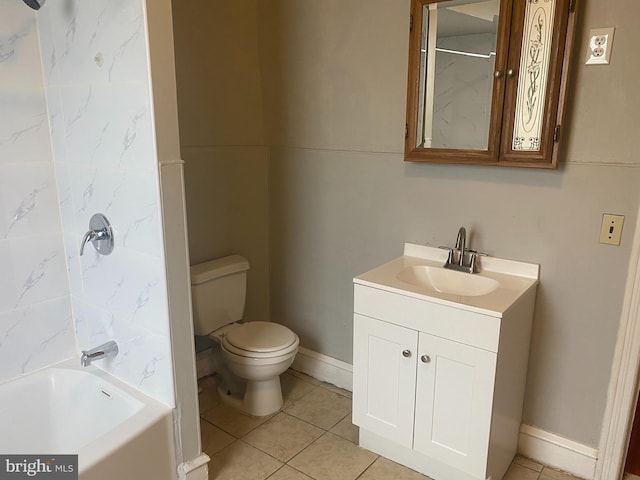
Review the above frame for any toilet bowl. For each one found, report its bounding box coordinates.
[191,255,299,417]
[218,321,299,416]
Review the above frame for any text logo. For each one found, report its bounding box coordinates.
[0,456,77,480]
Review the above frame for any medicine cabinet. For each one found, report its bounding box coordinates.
[404,0,578,168]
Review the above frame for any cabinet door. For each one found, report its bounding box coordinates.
[353,314,418,448]
[499,0,574,167]
[414,333,497,478]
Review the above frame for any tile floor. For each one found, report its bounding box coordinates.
[198,370,585,480]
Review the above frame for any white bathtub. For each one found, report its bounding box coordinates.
[0,358,176,480]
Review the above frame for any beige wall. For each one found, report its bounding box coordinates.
[260,0,640,448]
[172,0,270,323]
[173,0,640,448]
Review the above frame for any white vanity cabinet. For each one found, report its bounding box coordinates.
[352,244,539,480]
[354,312,496,477]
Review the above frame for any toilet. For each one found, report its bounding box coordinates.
[191,255,299,416]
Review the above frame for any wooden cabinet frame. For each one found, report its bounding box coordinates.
[404,0,578,169]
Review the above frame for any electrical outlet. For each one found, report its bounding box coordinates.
[599,214,624,246]
[586,27,615,65]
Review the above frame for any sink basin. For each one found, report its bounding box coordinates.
[397,265,499,297]
[355,244,539,313]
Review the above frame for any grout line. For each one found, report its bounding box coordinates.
[285,383,321,405]
[278,410,330,434]
[235,438,286,467]
[284,430,330,467]
[353,454,380,480]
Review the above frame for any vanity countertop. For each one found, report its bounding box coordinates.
[354,243,539,317]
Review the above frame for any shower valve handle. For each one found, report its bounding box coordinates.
[80,214,114,256]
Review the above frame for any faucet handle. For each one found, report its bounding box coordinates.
[468,251,489,273]
[469,252,478,273]
[438,246,456,265]
[80,213,114,256]
[465,248,488,257]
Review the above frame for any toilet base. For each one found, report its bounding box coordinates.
[217,376,283,417]
[243,376,283,417]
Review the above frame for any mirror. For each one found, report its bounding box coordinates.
[417,0,500,150]
[405,0,578,168]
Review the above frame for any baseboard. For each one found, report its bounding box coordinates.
[518,424,598,480]
[177,453,210,480]
[291,346,353,391]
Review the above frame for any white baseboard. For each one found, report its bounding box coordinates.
[177,453,210,480]
[518,424,598,480]
[291,346,353,391]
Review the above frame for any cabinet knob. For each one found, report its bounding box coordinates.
[421,355,431,363]
[402,350,412,358]
[494,70,503,78]
[507,68,515,77]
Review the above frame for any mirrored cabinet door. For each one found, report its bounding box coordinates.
[404,0,578,168]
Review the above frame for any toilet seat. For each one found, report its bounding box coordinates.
[222,321,299,359]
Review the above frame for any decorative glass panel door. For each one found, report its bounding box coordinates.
[499,0,573,167]
[512,0,556,152]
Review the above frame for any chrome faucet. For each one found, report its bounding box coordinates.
[455,227,466,266]
[444,226,486,273]
[80,340,118,367]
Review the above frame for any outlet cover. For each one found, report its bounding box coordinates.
[600,214,624,246]
[586,27,615,65]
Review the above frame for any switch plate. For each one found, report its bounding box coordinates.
[599,214,624,246]
[586,27,615,65]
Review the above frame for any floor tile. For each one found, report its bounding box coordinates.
[319,382,352,399]
[199,369,582,480]
[267,465,313,480]
[286,369,322,386]
[329,414,359,444]
[504,462,540,480]
[198,376,221,414]
[202,400,272,438]
[514,456,544,472]
[284,385,352,430]
[540,467,584,480]
[358,456,431,479]
[243,412,325,462]
[281,373,318,408]
[209,440,283,480]
[200,419,235,456]
[289,433,378,480]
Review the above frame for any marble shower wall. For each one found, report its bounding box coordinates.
[0,0,174,405]
[37,0,174,406]
[0,0,76,383]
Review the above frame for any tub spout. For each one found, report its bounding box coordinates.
[81,340,118,367]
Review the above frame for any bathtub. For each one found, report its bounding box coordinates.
[0,358,176,480]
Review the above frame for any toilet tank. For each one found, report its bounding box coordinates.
[190,255,250,336]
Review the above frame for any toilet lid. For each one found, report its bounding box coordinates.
[223,321,298,354]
